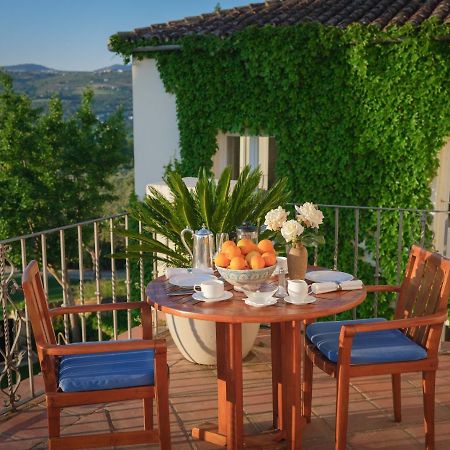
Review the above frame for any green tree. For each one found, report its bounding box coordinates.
[0,71,127,241]
[0,72,128,341]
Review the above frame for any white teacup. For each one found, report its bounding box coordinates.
[194,279,224,299]
[287,279,308,303]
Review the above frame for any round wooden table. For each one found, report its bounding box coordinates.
[146,273,366,449]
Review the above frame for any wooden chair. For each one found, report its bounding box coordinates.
[302,245,450,450]
[22,260,171,450]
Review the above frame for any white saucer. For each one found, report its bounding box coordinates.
[284,295,316,305]
[305,270,353,283]
[244,297,278,307]
[169,273,216,287]
[192,291,233,302]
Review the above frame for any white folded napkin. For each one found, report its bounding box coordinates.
[310,279,363,294]
[165,267,214,279]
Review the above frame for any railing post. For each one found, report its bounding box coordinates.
[125,215,132,339]
[77,225,87,342]
[0,244,26,410]
[374,209,381,317]
[93,221,102,342]
[110,218,118,340]
[353,209,359,320]
[333,207,339,271]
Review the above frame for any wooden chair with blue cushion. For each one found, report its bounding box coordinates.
[22,260,171,450]
[302,245,450,450]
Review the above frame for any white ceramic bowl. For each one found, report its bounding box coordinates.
[241,282,279,302]
[216,264,277,290]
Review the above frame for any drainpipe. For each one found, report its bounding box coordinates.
[132,45,182,53]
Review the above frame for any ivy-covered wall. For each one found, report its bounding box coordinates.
[111,21,450,317]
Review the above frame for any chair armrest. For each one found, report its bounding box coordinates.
[49,301,151,317]
[364,285,401,293]
[39,338,167,356]
[335,312,447,366]
[340,312,448,338]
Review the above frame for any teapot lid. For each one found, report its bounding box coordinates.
[237,222,257,232]
[196,224,213,236]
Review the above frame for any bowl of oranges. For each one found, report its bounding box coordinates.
[214,238,277,290]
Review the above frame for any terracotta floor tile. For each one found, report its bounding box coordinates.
[348,428,422,449]
[405,421,450,450]
[1,332,450,450]
[0,406,77,441]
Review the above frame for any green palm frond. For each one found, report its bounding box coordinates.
[212,166,232,231]
[165,170,199,228]
[117,165,291,268]
[195,167,216,229]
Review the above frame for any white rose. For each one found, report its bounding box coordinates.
[295,202,324,229]
[264,206,289,231]
[281,219,304,243]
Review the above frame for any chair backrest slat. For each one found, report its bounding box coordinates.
[22,260,58,392]
[395,246,450,349]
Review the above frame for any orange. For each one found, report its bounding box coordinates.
[224,246,242,259]
[237,238,255,255]
[229,256,246,270]
[221,240,236,253]
[250,255,265,270]
[261,252,277,267]
[258,239,275,254]
[245,250,260,264]
[214,252,230,268]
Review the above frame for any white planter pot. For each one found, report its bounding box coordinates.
[166,314,260,365]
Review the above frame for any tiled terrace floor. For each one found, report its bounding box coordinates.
[1,329,450,449]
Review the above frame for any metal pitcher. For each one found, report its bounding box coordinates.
[180,225,214,269]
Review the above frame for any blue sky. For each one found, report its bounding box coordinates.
[0,0,261,71]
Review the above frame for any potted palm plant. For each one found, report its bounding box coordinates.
[120,165,290,364]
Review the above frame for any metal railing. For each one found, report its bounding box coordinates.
[1,204,449,415]
[0,212,163,414]
[306,204,449,319]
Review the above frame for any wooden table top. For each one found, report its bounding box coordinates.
[146,270,366,324]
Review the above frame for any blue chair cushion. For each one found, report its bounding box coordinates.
[306,318,427,365]
[58,348,155,392]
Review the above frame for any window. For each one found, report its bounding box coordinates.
[213,132,278,189]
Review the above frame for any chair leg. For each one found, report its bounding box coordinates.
[302,351,313,423]
[423,370,436,450]
[335,368,350,450]
[156,370,171,449]
[392,374,401,422]
[143,398,153,430]
[47,403,60,450]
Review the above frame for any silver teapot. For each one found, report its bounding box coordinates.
[180,225,214,270]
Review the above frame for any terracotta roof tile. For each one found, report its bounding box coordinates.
[117,0,450,44]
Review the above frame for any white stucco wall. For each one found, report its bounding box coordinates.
[431,137,450,256]
[132,58,179,198]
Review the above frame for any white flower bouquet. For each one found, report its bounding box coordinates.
[264,203,325,247]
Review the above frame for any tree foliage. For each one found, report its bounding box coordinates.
[0,71,127,243]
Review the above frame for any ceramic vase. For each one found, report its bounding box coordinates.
[287,243,308,280]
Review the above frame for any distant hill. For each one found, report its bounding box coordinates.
[1,63,133,124]
[95,64,132,73]
[3,63,59,73]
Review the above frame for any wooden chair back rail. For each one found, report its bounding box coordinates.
[21,260,171,449]
[22,262,57,347]
[395,246,450,348]
[22,262,58,392]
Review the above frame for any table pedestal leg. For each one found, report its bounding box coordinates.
[271,323,283,430]
[272,320,304,449]
[193,320,303,449]
[192,322,243,448]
